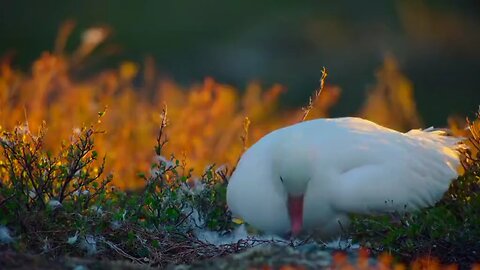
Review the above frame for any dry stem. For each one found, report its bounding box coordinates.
[300,67,328,122]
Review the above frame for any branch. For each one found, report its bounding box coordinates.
[300,67,328,122]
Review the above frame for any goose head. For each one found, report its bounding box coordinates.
[227,127,317,237]
[273,134,314,236]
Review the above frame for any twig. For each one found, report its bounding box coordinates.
[155,104,169,156]
[175,210,194,228]
[300,67,328,122]
[103,239,145,264]
[233,117,251,172]
[0,194,15,207]
[240,117,250,152]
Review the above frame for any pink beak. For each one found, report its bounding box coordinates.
[288,195,304,236]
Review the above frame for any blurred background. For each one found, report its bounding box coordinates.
[1,0,479,188]
[2,0,479,124]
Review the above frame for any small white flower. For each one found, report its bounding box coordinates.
[80,235,98,255]
[191,178,205,194]
[155,155,174,168]
[150,168,159,178]
[17,124,29,135]
[110,221,122,230]
[203,164,215,173]
[72,127,82,135]
[187,208,204,228]
[0,136,12,147]
[42,238,51,252]
[47,199,62,210]
[180,182,194,196]
[67,231,79,245]
[215,164,227,175]
[0,226,13,244]
[90,205,103,215]
[73,190,90,197]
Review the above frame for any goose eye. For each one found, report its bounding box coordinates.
[280,176,284,183]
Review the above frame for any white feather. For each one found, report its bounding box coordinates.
[227,117,462,239]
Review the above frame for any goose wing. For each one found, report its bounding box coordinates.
[329,125,461,215]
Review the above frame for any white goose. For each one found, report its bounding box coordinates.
[227,117,462,239]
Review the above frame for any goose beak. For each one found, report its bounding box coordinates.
[288,195,304,236]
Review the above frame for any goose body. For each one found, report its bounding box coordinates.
[226,117,461,239]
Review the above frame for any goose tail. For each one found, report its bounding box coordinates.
[408,127,467,151]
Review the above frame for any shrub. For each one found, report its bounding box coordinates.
[0,109,241,267]
[0,112,113,251]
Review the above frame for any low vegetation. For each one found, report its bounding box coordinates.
[1,107,479,269]
[0,108,244,268]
